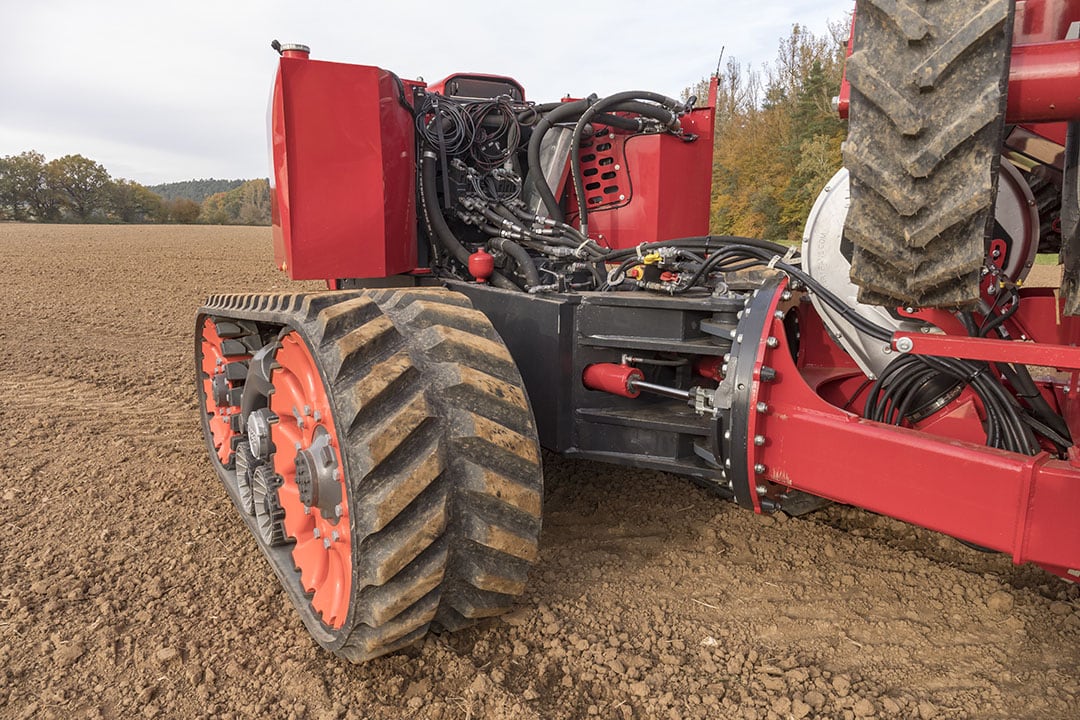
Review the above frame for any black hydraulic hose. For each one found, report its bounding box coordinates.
[488,236,541,289]
[421,152,473,267]
[526,99,591,221]
[420,152,516,288]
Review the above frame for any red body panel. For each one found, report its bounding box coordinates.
[271,56,416,280]
[574,99,716,249]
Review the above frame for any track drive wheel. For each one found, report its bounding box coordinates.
[266,290,542,661]
[843,0,1015,308]
[196,316,261,469]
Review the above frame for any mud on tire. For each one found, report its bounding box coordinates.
[202,290,544,663]
[843,0,1015,308]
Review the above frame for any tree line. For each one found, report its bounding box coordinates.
[688,20,850,243]
[0,151,270,225]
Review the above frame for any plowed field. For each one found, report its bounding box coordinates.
[0,224,1077,720]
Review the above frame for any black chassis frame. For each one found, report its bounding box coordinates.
[446,279,743,494]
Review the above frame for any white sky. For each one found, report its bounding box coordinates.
[0,0,853,185]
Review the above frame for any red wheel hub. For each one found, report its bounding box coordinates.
[199,318,248,467]
[270,332,352,629]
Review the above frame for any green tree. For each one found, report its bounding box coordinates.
[46,154,113,221]
[109,179,168,223]
[0,151,61,221]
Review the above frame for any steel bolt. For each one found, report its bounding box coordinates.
[766,336,778,348]
[729,329,737,339]
[303,405,312,416]
[736,334,744,344]
[725,458,731,468]
[756,401,768,413]
[723,353,731,362]
[895,337,914,353]
[723,430,731,441]
[754,464,766,475]
[781,291,792,301]
[334,503,343,517]
[774,311,784,320]
[323,538,331,549]
[754,435,765,446]
[755,484,767,495]
[331,531,340,542]
[313,527,321,538]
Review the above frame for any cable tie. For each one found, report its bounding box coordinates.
[767,254,781,269]
[783,246,797,263]
[575,238,592,257]
[636,243,647,261]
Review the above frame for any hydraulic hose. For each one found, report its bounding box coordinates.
[526,99,591,221]
[420,151,517,289]
[488,237,541,289]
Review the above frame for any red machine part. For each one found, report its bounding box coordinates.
[270,332,353,629]
[271,52,417,280]
[741,281,1080,577]
[565,79,717,250]
[198,318,250,467]
[583,363,644,398]
[468,248,495,283]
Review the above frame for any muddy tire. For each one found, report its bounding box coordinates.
[843,0,1015,308]
[247,290,541,662]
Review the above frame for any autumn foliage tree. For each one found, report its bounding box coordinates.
[690,20,849,242]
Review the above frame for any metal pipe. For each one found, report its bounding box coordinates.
[628,379,692,401]
[1006,40,1080,123]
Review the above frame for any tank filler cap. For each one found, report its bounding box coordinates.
[271,40,310,58]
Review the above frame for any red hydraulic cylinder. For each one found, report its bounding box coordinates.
[582,363,644,398]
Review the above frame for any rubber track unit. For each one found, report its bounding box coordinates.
[843,0,1014,308]
[195,289,542,662]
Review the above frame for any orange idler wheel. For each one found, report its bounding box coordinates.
[269,331,351,629]
[197,317,253,468]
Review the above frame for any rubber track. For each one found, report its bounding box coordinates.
[843,0,1014,308]
[365,288,543,633]
[197,289,541,662]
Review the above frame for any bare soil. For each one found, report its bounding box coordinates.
[0,223,1077,720]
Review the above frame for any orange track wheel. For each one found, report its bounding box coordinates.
[270,331,352,629]
[198,317,252,467]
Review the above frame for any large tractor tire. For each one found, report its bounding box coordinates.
[843,0,1015,308]
[196,290,542,662]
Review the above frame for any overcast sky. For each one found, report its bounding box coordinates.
[0,0,853,185]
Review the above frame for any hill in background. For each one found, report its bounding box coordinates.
[148,178,247,204]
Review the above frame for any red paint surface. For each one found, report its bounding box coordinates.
[271,56,417,280]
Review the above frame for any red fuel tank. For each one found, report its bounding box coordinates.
[270,50,417,280]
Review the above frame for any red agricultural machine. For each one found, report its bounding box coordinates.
[196,0,1080,661]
